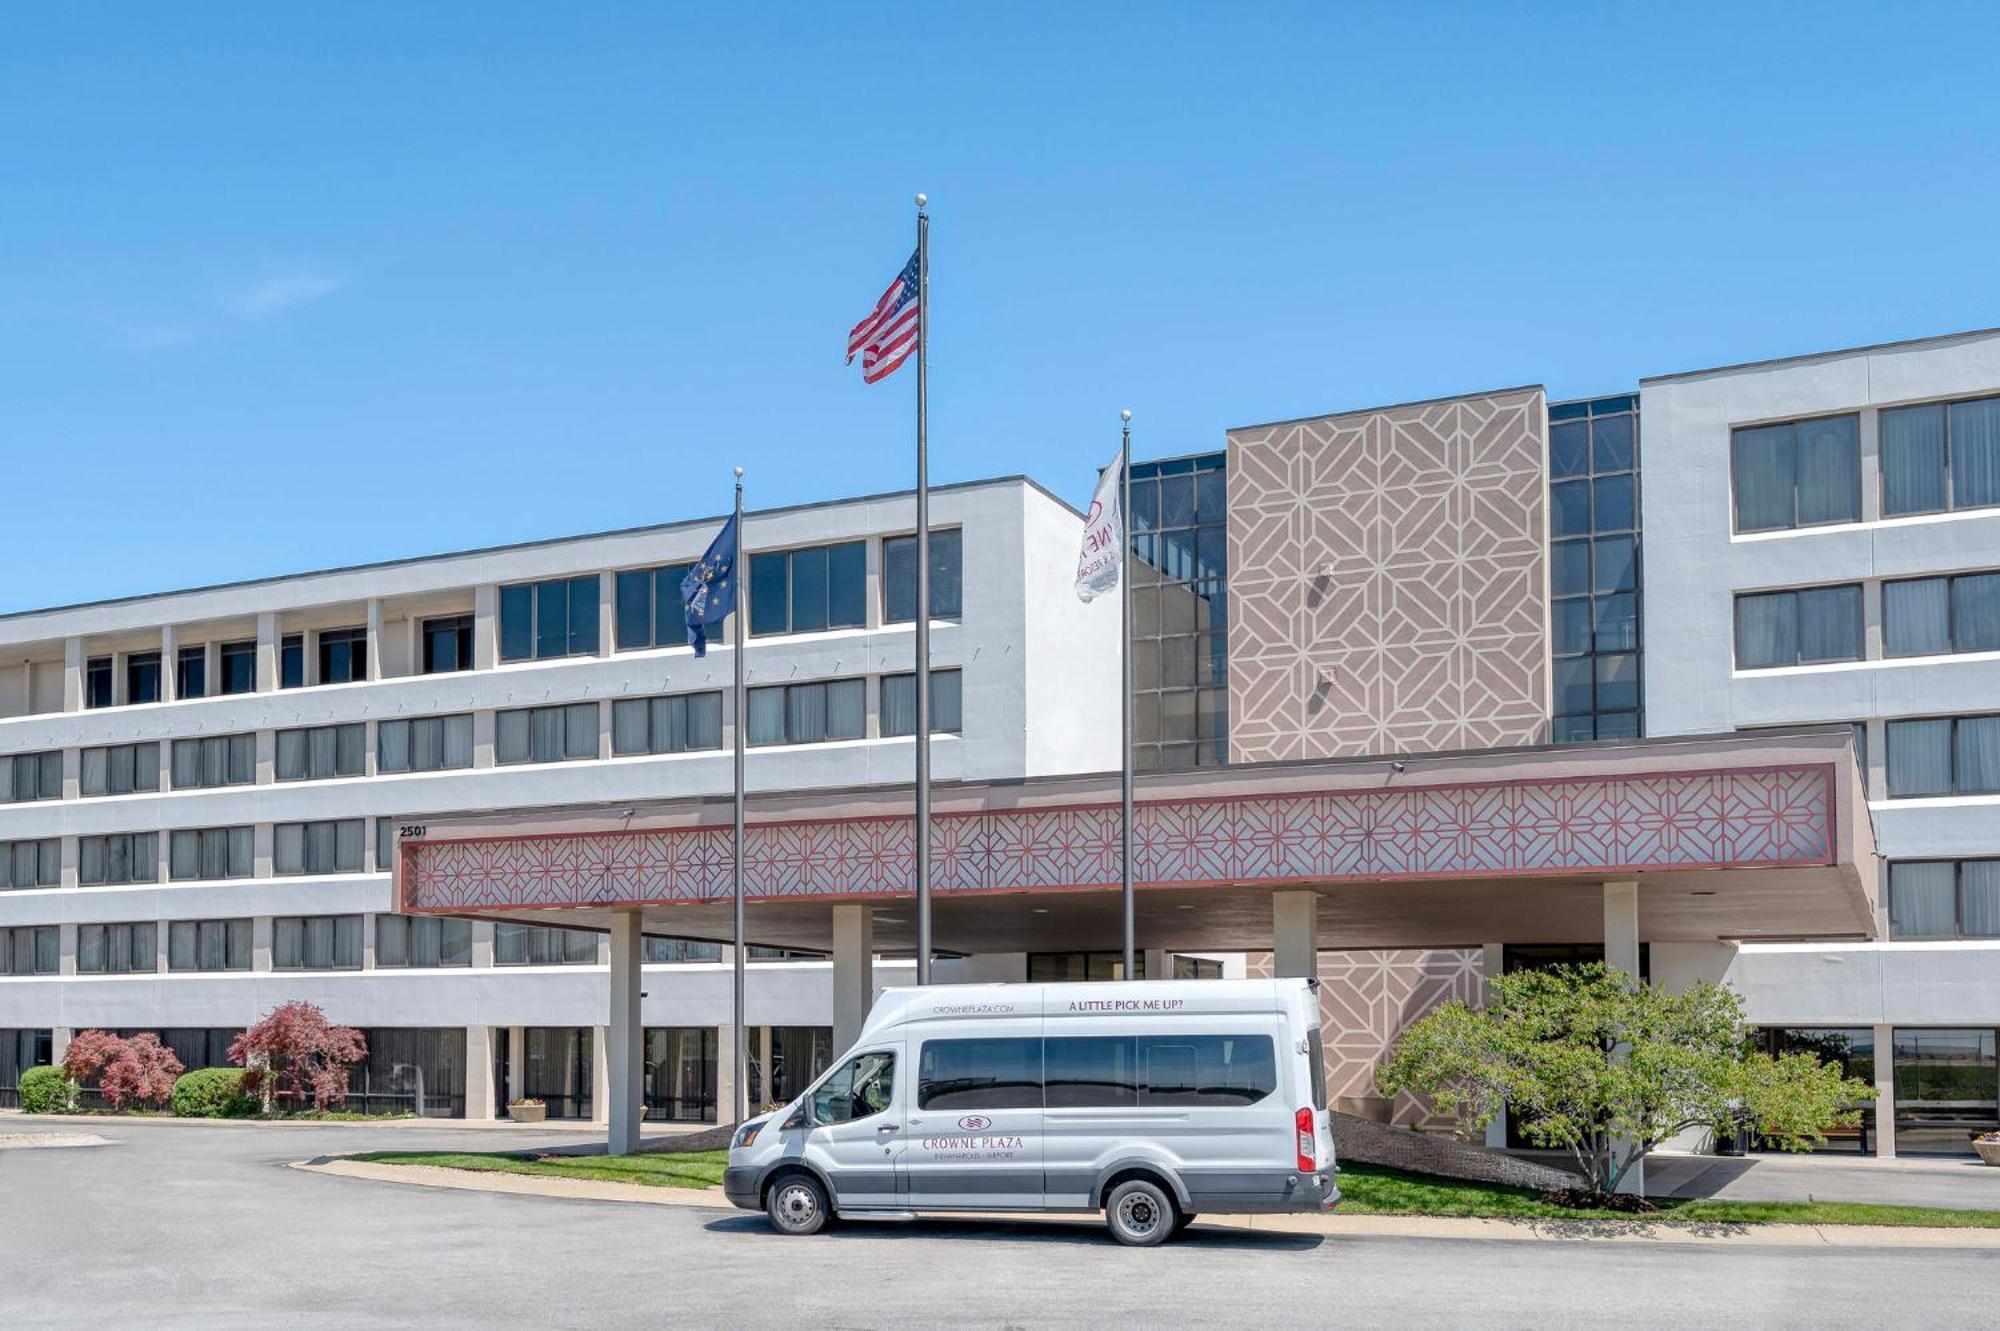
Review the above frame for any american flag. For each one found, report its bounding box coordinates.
[846,249,920,383]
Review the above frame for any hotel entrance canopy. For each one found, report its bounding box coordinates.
[397,727,1877,952]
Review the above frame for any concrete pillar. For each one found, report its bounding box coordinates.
[160,624,177,702]
[58,923,77,977]
[506,1025,525,1106]
[303,629,321,687]
[473,585,499,671]
[831,904,875,1053]
[597,571,616,657]
[607,912,644,1153]
[465,1025,497,1122]
[62,636,83,712]
[1271,891,1319,979]
[253,823,274,879]
[471,920,496,968]
[364,599,383,682]
[472,710,496,769]
[1143,947,1168,982]
[591,1026,611,1126]
[1872,1023,1897,1159]
[252,916,274,972]
[1603,880,1643,1195]
[1481,942,1508,1149]
[255,612,278,693]
[715,1025,739,1126]
[360,913,377,969]
[61,747,79,801]
[51,1027,72,1066]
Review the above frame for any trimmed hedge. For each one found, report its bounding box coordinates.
[171,1067,258,1118]
[18,1064,77,1114]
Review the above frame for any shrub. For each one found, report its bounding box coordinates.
[231,1002,367,1110]
[18,1064,77,1114]
[171,1067,258,1118]
[62,1029,184,1110]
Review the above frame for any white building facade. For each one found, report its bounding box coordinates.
[1644,328,2000,1155]
[0,475,1121,1121]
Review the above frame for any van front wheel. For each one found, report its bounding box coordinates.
[766,1173,830,1236]
[1105,1179,1177,1247]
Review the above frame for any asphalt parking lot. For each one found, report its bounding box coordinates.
[5,1118,1997,1329]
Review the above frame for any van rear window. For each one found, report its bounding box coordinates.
[914,1035,1277,1110]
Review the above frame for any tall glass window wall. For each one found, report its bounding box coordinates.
[1549,395,1642,742]
[1128,453,1227,770]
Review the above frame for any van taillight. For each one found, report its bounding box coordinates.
[1295,1107,1316,1172]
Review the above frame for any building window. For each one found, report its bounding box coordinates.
[219,639,256,695]
[85,656,113,708]
[879,669,963,736]
[3,927,58,975]
[375,913,472,968]
[1890,1027,1997,1154]
[749,542,866,636]
[883,529,964,623]
[1883,571,2000,657]
[316,627,368,684]
[1886,716,2000,798]
[500,576,600,661]
[1173,955,1224,979]
[496,703,600,764]
[168,918,253,972]
[78,833,159,885]
[747,678,865,746]
[170,734,255,790]
[421,615,474,674]
[1730,413,1860,531]
[611,692,723,756]
[1550,396,1643,743]
[1881,395,2000,517]
[1029,951,1148,981]
[1889,860,2000,939]
[645,937,723,963]
[276,723,366,781]
[644,1026,718,1122]
[495,923,599,965]
[169,827,254,881]
[80,742,160,797]
[378,715,475,773]
[273,915,363,970]
[280,634,304,689]
[1129,453,1228,771]
[274,820,365,875]
[125,650,162,705]
[615,563,697,651]
[78,922,157,975]
[1733,584,1863,669]
[176,645,206,700]
[0,840,59,890]
[0,750,62,804]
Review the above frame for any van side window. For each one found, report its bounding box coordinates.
[811,1050,895,1123]
[918,1038,1042,1110]
[1044,1035,1276,1108]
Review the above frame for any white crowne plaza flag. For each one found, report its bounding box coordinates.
[1074,453,1123,602]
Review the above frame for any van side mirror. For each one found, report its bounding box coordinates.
[785,1104,811,1130]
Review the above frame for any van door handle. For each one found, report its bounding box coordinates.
[876,1122,900,1133]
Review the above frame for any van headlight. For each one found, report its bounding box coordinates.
[732,1120,764,1150]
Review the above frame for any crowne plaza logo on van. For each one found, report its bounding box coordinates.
[957,1114,992,1132]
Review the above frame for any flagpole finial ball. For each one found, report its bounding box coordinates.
[915,192,927,208]
[1121,409,1132,423]
[733,466,744,479]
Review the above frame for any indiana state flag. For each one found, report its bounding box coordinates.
[680,513,739,657]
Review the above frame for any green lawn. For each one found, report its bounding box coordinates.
[351,1150,2000,1230]
[354,1147,730,1190]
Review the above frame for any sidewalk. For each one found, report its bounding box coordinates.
[1641,1150,2000,1211]
[0,1109,707,1138]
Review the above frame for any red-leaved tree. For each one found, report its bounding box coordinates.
[230,1002,367,1110]
[62,1029,184,1110]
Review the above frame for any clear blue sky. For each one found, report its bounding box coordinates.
[5,3,1999,612]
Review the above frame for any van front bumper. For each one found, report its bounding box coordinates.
[722,1166,763,1211]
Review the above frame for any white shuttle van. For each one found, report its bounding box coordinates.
[724,978,1338,1245]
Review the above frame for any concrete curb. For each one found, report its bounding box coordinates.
[292,1158,2000,1249]
[0,1110,700,1137]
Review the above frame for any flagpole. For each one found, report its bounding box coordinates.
[914,192,933,986]
[731,466,748,1122]
[1119,411,1135,979]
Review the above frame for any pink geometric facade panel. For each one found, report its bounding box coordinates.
[401,764,1834,913]
[1248,948,1486,1129]
[1227,387,1550,764]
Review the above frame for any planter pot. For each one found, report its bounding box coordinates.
[509,1103,546,1124]
[1975,1140,2000,1167]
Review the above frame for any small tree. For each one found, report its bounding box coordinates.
[230,1002,368,1111]
[62,1030,184,1110]
[1377,963,1870,1200]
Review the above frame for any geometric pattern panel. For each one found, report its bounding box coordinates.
[403,764,1834,913]
[1227,387,1549,762]
[1247,948,1486,1129]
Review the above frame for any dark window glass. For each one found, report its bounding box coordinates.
[749,552,788,635]
[1591,413,1635,471]
[1553,599,1592,655]
[501,576,599,659]
[495,924,600,966]
[645,937,723,963]
[809,1050,896,1124]
[1953,573,2000,652]
[1551,541,1590,597]
[884,529,965,623]
[1044,1036,1138,1108]
[616,569,653,649]
[1884,578,1951,656]
[125,651,161,705]
[499,583,534,661]
[85,656,113,708]
[1951,397,2000,509]
[176,645,206,700]
[1735,586,1861,668]
[790,543,829,633]
[1733,416,1859,530]
[317,627,367,685]
[1881,404,1948,516]
[918,1038,1042,1110]
[219,640,256,695]
[652,562,693,650]
[1553,657,1593,715]
[273,820,365,875]
[375,914,473,969]
[880,669,963,737]
[536,579,570,658]
[422,616,473,674]
[1595,653,1640,711]
[611,692,723,756]
[1550,419,1589,477]
[1551,479,1591,537]
[1593,474,1635,531]
[1594,593,1638,652]
[280,635,304,689]
[1138,1035,1275,1106]
[273,915,363,970]
[1798,585,1862,663]
[1889,862,1958,938]
[168,919,252,972]
[746,679,864,745]
[1592,535,1637,594]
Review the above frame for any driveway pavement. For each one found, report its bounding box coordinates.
[1644,1150,2000,1209]
[6,1118,1998,1329]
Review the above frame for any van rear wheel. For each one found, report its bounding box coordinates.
[1105,1179,1177,1247]
[766,1172,830,1236]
